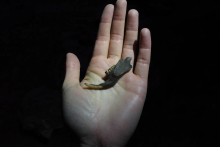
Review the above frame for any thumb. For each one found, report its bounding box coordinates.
[63,53,80,88]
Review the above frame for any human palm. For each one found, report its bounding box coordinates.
[62,0,151,146]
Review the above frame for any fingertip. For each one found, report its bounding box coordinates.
[63,52,80,87]
[141,28,150,36]
[140,28,151,49]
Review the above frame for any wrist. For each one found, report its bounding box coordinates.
[79,137,101,147]
[80,144,97,147]
[80,143,123,147]
[80,143,100,147]
[79,135,124,147]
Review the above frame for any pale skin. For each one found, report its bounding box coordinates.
[62,0,151,146]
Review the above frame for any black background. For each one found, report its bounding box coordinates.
[0,0,218,146]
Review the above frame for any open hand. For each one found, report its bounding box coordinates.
[62,0,151,146]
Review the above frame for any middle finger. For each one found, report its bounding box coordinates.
[107,0,127,60]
